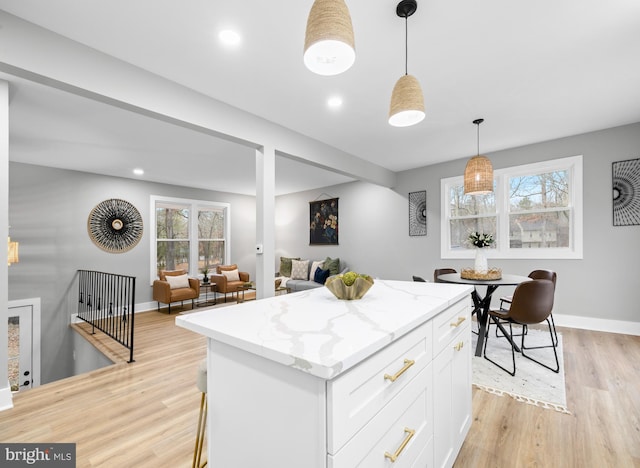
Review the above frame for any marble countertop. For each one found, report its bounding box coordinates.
[175,279,472,380]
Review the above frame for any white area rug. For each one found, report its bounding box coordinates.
[472,326,570,414]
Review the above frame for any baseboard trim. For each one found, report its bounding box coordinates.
[71,301,160,324]
[554,313,640,336]
[0,383,14,412]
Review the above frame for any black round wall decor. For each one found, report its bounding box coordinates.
[87,199,143,253]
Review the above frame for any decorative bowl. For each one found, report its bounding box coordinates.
[325,274,374,300]
[460,267,502,280]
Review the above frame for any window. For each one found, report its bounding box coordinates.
[151,196,230,281]
[441,155,582,259]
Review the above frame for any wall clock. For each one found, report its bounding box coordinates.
[87,198,143,253]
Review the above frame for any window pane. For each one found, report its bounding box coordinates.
[449,218,497,250]
[199,240,225,271]
[157,240,190,273]
[509,170,569,211]
[198,209,224,239]
[156,207,189,239]
[448,185,495,217]
[509,210,570,248]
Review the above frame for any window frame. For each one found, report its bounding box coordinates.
[150,195,231,284]
[441,155,583,260]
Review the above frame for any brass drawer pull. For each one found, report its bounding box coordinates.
[454,341,464,351]
[384,359,415,382]
[384,427,416,462]
[450,317,466,327]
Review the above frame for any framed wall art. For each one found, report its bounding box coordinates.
[408,190,427,236]
[309,197,338,245]
[612,157,640,226]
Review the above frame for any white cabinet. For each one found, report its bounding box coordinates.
[176,280,473,468]
[433,300,473,468]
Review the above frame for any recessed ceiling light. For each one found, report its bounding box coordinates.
[219,29,241,46]
[327,96,343,109]
[133,168,144,176]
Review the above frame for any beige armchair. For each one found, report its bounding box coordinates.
[153,269,200,313]
[210,264,250,303]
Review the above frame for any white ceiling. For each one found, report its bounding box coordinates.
[1,0,640,195]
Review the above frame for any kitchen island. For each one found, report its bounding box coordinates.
[176,279,473,468]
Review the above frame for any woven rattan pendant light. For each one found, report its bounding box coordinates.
[464,119,494,195]
[304,0,355,76]
[389,0,425,127]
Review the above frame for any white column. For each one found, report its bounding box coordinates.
[0,80,12,411]
[255,145,276,299]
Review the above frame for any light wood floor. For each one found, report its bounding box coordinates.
[1,308,639,467]
[455,326,640,468]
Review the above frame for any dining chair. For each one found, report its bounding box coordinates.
[433,268,457,283]
[498,269,558,347]
[412,275,427,282]
[483,279,559,376]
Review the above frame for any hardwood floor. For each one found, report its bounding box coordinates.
[0,306,208,467]
[455,327,640,468]
[1,310,639,467]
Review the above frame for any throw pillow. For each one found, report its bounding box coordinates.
[314,267,330,284]
[323,257,341,276]
[279,257,300,277]
[165,274,190,289]
[221,268,240,282]
[291,259,310,280]
[310,260,324,280]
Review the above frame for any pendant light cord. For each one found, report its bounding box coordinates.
[404,16,409,76]
[477,123,480,156]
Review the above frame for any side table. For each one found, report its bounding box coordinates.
[197,282,217,307]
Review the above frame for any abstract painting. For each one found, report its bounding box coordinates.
[409,191,427,236]
[612,158,640,226]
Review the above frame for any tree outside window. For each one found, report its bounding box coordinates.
[151,196,230,280]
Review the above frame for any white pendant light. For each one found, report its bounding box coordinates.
[464,118,494,195]
[304,0,356,76]
[389,0,425,127]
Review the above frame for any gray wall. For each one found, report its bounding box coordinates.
[8,121,640,384]
[275,122,640,324]
[9,162,256,383]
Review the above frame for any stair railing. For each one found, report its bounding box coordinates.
[77,270,136,363]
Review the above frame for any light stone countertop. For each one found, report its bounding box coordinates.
[175,279,472,380]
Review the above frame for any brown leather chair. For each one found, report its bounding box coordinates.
[499,270,558,346]
[210,264,250,303]
[484,279,558,376]
[153,269,200,314]
[433,268,457,283]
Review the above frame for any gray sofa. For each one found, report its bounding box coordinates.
[278,258,348,292]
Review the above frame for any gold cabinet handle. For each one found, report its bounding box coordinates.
[384,359,415,382]
[450,316,466,327]
[384,427,416,462]
[454,341,464,351]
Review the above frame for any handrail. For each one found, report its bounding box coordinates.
[77,270,136,363]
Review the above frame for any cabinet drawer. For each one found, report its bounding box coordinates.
[328,364,433,468]
[327,320,432,453]
[432,297,470,356]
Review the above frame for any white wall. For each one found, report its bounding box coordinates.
[275,122,640,327]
